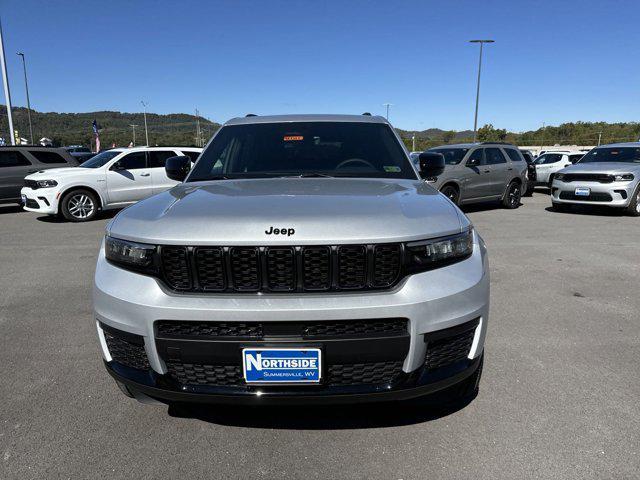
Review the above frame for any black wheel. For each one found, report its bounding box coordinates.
[552,201,570,213]
[502,181,521,209]
[61,189,99,222]
[440,185,460,205]
[626,185,640,217]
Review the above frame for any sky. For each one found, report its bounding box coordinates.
[2,0,640,132]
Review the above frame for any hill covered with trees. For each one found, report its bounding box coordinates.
[1,105,638,151]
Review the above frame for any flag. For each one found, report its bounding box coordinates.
[92,120,101,152]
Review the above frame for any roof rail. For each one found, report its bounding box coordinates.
[479,141,514,145]
[245,113,257,117]
[362,112,372,116]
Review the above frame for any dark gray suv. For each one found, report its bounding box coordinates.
[424,142,529,208]
[0,147,79,205]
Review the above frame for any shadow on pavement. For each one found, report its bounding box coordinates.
[544,206,626,217]
[35,209,120,223]
[166,393,477,429]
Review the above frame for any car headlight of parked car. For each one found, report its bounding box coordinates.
[405,228,474,273]
[105,236,157,273]
[614,173,634,181]
[36,179,58,188]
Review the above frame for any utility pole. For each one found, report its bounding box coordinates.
[0,18,15,145]
[129,124,138,146]
[382,103,393,121]
[412,134,416,151]
[140,100,149,146]
[195,108,202,147]
[16,53,33,144]
[539,122,545,156]
[597,131,602,146]
[469,39,495,143]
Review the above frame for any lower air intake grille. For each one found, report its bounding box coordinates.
[156,321,264,338]
[559,191,612,202]
[302,318,407,338]
[328,361,404,386]
[166,362,243,386]
[103,327,149,370]
[425,328,475,370]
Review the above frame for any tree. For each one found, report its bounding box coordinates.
[442,130,456,143]
[477,124,507,142]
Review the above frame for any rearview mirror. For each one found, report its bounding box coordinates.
[418,152,445,179]
[165,156,191,182]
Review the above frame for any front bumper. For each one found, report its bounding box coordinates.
[94,231,489,403]
[551,179,636,207]
[20,186,59,214]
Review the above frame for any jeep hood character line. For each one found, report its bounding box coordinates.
[94,114,489,406]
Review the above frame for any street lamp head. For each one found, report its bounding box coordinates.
[16,52,24,57]
[469,39,495,43]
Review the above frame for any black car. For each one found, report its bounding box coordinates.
[521,150,536,196]
[0,146,79,205]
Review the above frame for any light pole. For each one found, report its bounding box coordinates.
[469,39,494,143]
[383,103,393,121]
[140,100,149,146]
[129,124,138,146]
[412,134,416,151]
[16,52,33,145]
[0,18,15,145]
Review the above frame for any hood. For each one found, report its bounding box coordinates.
[25,167,88,179]
[561,162,640,174]
[108,178,465,245]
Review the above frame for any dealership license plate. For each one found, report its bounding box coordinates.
[574,187,590,196]
[242,348,321,384]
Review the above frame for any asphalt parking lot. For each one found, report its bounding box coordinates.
[1,192,639,480]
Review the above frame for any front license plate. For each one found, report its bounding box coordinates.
[242,348,321,384]
[575,187,590,196]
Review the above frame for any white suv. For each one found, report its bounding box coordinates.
[21,146,201,221]
[534,151,585,187]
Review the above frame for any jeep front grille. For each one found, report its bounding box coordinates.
[158,244,402,293]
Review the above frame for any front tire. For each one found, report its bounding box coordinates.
[61,189,99,222]
[502,181,522,209]
[440,185,460,206]
[626,185,640,217]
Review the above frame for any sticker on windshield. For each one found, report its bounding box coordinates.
[384,166,401,172]
[284,135,304,141]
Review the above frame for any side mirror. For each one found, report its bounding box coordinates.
[466,156,480,167]
[111,161,125,171]
[418,152,445,179]
[165,156,191,182]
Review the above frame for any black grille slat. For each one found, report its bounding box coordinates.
[161,247,192,290]
[230,247,260,291]
[302,246,331,291]
[425,330,475,370]
[266,247,296,291]
[159,243,402,293]
[156,321,264,338]
[195,247,226,291]
[562,173,614,183]
[372,244,401,287]
[337,245,367,289]
[328,361,404,386]
[104,329,150,370]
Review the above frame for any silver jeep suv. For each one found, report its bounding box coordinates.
[551,143,640,216]
[424,143,528,208]
[94,114,489,406]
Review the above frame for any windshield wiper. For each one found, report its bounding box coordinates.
[282,172,335,178]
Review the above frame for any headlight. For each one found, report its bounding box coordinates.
[36,179,58,188]
[554,173,564,181]
[105,236,157,272]
[405,228,474,273]
[614,173,634,181]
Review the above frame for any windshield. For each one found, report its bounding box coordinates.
[578,147,640,164]
[188,122,416,181]
[427,147,468,165]
[79,151,120,168]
